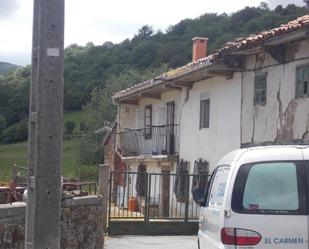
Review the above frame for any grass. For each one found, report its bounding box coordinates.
[63,111,84,133]
[0,142,27,182]
[0,139,97,182]
[0,111,98,182]
[2,110,84,136]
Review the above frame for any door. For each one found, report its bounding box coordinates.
[228,160,308,249]
[166,102,175,155]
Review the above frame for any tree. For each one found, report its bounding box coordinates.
[0,115,6,135]
[259,2,270,11]
[1,4,308,145]
[79,66,168,165]
[137,25,154,40]
[65,120,76,135]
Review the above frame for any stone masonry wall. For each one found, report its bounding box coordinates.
[61,196,103,249]
[0,196,103,249]
[0,202,25,249]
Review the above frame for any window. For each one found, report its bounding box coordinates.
[232,161,306,215]
[296,64,309,98]
[207,166,230,208]
[200,99,210,129]
[144,105,152,139]
[254,73,267,106]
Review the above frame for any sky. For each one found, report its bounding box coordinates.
[0,0,305,66]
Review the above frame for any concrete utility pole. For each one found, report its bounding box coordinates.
[25,0,65,248]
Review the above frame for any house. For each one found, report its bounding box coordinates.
[106,15,309,216]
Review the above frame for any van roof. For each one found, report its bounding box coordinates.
[217,145,309,167]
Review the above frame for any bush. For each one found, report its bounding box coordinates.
[1,120,28,144]
[0,115,6,135]
[65,120,76,135]
[78,134,103,165]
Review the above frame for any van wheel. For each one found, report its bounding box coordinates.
[197,237,200,249]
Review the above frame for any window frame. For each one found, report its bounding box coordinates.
[254,72,267,106]
[296,64,309,98]
[231,160,307,215]
[144,105,152,139]
[199,98,210,129]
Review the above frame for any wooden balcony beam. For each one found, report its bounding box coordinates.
[162,84,182,91]
[140,92,162,100]
[119,99,139,105]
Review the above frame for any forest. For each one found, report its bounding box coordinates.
[0,3,307,145]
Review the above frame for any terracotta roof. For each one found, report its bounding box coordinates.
[113,15,309,101]
[112,54,216,100]
[217,15,309,54]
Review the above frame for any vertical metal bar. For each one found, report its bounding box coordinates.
[171,174,174,218]
[158,174,161,218]
[144,173,149,222]
[133,173,137,218]
[184,174,190,223]
[118,173,120,218]
[108,172,112,222]
[122,172,124,218]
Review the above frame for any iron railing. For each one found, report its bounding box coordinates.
[108,171,209,222]
[119,125,179,157]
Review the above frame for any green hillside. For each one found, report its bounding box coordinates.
[0,3,307,146]
[0,62,19,75]
[0,140,96,182]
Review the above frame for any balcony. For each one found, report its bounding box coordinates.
[119,125,179,157]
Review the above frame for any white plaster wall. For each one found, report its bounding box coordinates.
[179,73,242,172]
[241,40,309,145]
[119,90,182,131]
[139,90,182,126]
[119,105,137,131]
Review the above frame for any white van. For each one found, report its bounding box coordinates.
[193,145,309,249]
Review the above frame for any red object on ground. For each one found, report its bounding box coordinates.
[128,197,137,212]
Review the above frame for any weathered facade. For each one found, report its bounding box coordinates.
[241,39,309,146]
[108,15,309,175]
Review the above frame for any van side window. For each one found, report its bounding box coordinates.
[232,161,306,215]
[207,166,230,208]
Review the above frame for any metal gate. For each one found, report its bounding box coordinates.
[108,171,209,235]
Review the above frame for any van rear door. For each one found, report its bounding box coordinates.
[228,161,308,249]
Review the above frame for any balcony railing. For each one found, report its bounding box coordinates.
[119,125,179,157]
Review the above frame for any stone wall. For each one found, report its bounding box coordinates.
[61,196,103,249]
[0,202,25,249]
[0,196,103,249]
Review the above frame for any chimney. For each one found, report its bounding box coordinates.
[192,37,208,62]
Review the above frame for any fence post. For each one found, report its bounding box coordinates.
[98,164,110,235]
[184,174,190,223]
[144,173,149,223]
